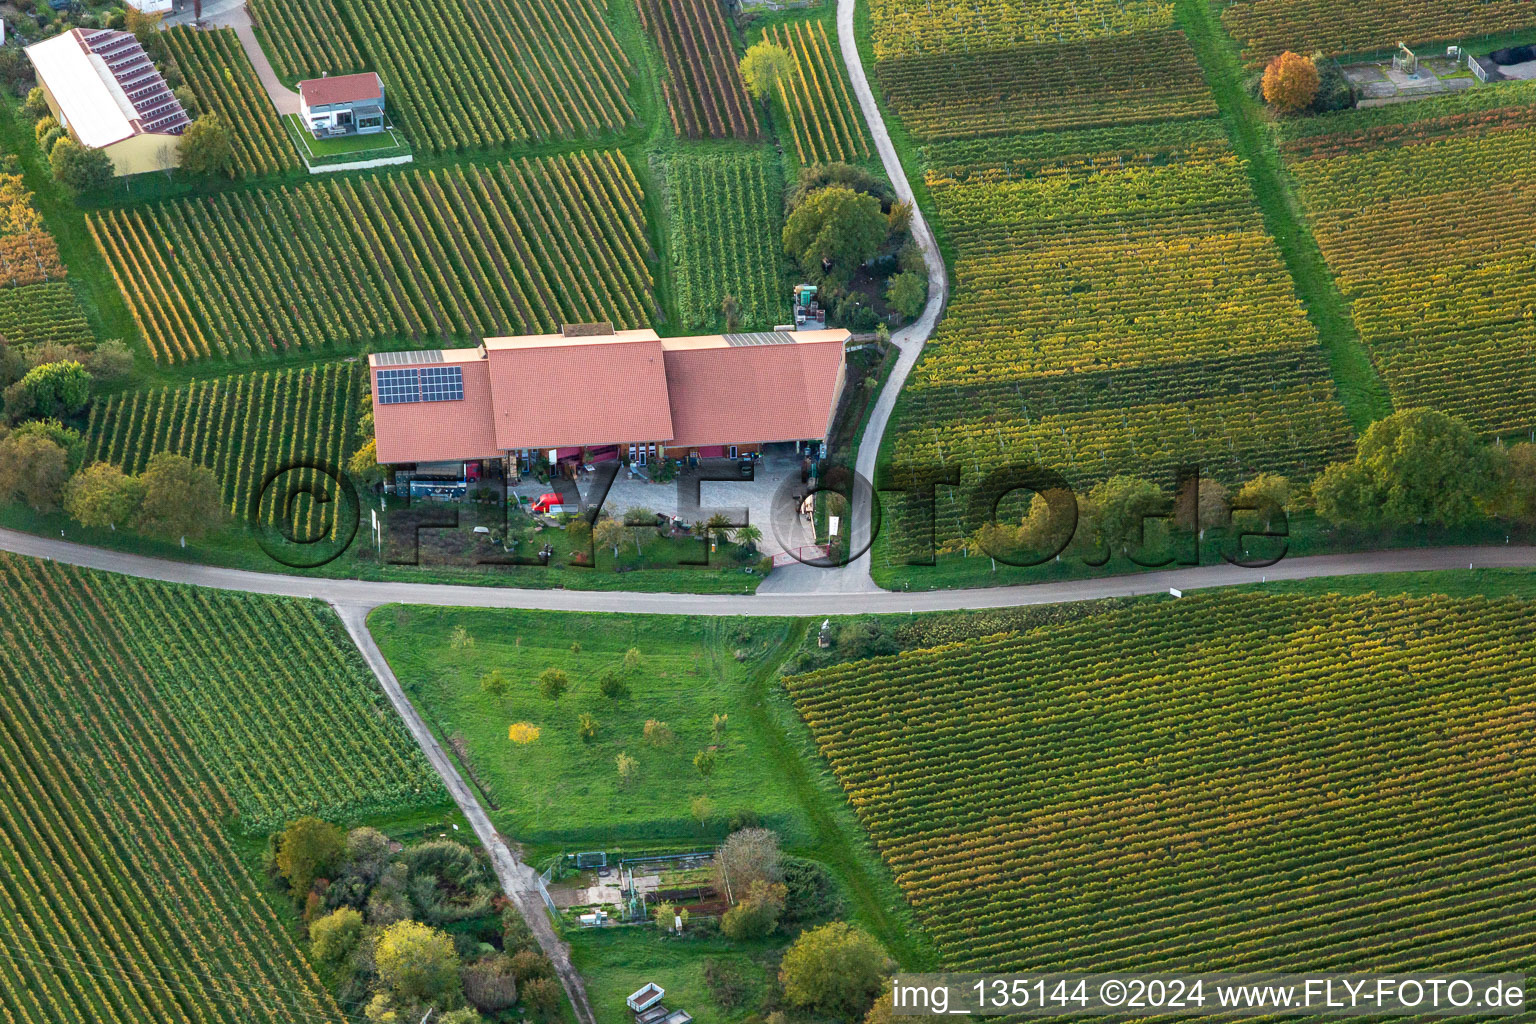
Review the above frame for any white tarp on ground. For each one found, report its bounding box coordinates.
[24,32,134,148]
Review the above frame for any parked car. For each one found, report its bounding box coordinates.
[737,457,755,478]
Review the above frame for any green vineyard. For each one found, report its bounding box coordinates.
[1283,86,1536,436]
[247,0,363,80]
[250,0,634,150]
[788,592,1536,974]
[83,362,363,526]
[1223,0,1536,65]
[0,282,91,351]
[163,27,300,178]
[0,553,440,1022]
[762,20,871,166]
[664,148,783,332]
[87,152,658,362]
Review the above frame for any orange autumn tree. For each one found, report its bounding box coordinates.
[1262,51,1320,113]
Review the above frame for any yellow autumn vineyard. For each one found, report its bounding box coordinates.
[787,592,1536,974]
[1284,86,1536,436]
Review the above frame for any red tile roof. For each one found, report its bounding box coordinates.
[484,331,675,450]
[662,334,847,449]
[299,72,383,108]
[368,351,502,465]
[368,330,848,464]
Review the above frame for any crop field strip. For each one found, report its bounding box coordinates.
[246,0,362,80]
[640,0,760,140]
[250,0,633,150]
[664,149,783,332]
[868,8,1356,567]
[0,173,65,287]
[876,31,1216,141]
[880,122,1352,560]
[84,362,362,533]
[88,151,657,363]
[1223,0,1536,65]
[787,592,1536,976]
[1282,86,1536,437]
[762,21,871,165]
[0,283,91,351]
[162,27,299,178]
[0,553,441,1023]
[868,0,1173,59]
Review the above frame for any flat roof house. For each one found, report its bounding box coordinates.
[298,72,386,137]
[25,28,190,176]
[368,325,849,474]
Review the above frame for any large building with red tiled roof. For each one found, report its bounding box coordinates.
[368,325,849,474]
[25,28,190,176]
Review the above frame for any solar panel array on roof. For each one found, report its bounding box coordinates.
[376,366,464,405]
[723,332,794,347]
[81,28,190,135]
[419,366,465,402]
[374,349,446,366]
[376,368,421,405]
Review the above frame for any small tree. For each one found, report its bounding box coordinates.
[616,751,638,787]
[0,434,68,512]
[577,712,598,741]
[739,40,792,100]
[64,462,145,529]
[521,977,562,1019]
[720,879,787,940]
[643,719,675,747]
[123,6,163,42]
[275,817,345,900]
[598,668,630,699]
[17,360,91,418]
[538,667,569,699]
[347,437,384,486]
[450,624,475,649]
[134,453,224,540]
[715,827,782,901]
[779,922,891,1019]
[887,199,914,234]
[1262,51,1320,113]
[508,722,541,744]
[694,749,718,777]
[463,956,519,1014]
[623,647,643,674]
[480,668,510,697]
[179,113,234,176]
[711,713,729,742]
[309,906,364,966]
[49,138,113,194]
[885,270,926,319]
[23,87,50,121]
[732,524,762,553]
[691,794,714,828]
[374,920,461,1006]
[1313,408,1496,527]
[654,899,676,933]
[721,293,743,333]
[783,186,888,288]
[594,516,626,557]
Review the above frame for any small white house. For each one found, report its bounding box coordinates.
[297,72,385,137]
